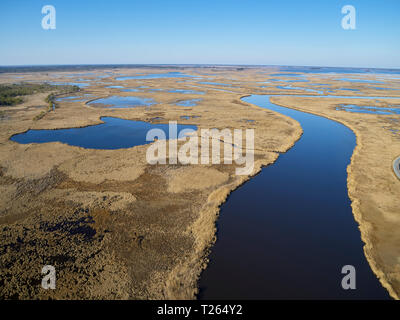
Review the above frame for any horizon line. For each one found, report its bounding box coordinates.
[0,63,400,71]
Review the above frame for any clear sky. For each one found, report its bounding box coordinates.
[1,0,399,68]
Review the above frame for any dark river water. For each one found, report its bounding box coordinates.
[198,94,390,299]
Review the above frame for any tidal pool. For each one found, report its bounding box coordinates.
[55,93,94,102]
[199,94,389,299]
[10,117,197,149]
[87,96,155,108]
[285,79,310,83]
[55,96,80,101]
[368,87,399,91]
[121,88,140,92]
[175,99,202,107]
[336,78,384,84]
[276,85,323,95]
[336,104,400,115]
[339,88,360,92]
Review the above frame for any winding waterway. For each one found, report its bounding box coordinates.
[199,94,390,299]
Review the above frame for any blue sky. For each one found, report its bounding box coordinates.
[0,0,399,68]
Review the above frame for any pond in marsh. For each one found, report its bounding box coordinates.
[121,88,140,92]
[105,85,125,89]
[285,79,310,83]
[175,99,203,107]
[55,94,94,102]
[336,104,400,115]
[87,96,156,108]
[336,78,384,84]
[55,96,80,101]
[368,87,400,91]
[199,94,390,299]
[10,117,197,150]
[339,88,360,92]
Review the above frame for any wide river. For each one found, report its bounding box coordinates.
[198,94,390,299]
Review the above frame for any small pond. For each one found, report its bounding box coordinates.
[175,99,202,107]
[336,104,400,115]
[11,117,197,149]
[87,96,155,108]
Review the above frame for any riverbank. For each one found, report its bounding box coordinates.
[199,94,389,299]
[269,95,400,300]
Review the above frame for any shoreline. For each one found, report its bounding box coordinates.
[193,93,397,300]
[267,95,399,300]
